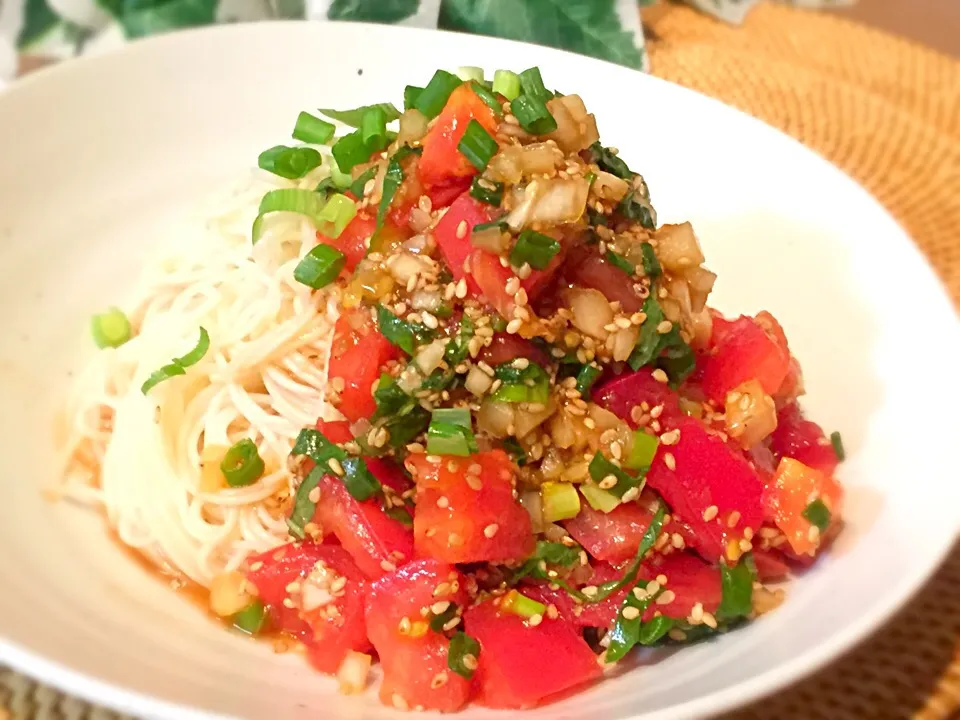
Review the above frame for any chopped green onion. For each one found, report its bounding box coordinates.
[429,602,460,632]
[444,316,475,365]
[638,615,674,646]
[318,102,401,128]
[501,589,547,618]
[349,166,378,198]
[510,540,582,584]
[574,364,603,400]
[91,307,131,349]
[473,218,508,233]
[625,430,659,470]
[640,242,661,278]
[510,229,560,270]
[510,94,557,135]
[293,111,335,145]
[502,437,527,466]
[457,66,485,83]
[519,67,551,101]
[606,250,635,275]
[331,130,372,174]
[140,327,210,394]
[541,481,581,522]
[220,438,265,487]
[628,295,665,370]
[403,85,424,111]
[340,456,382,501]
[717,554,755,620]
[589,142,632,180]
[605,591,656,663]
[415,70,461,119]
[360,106,387,147]
[469,81,502,117]
[232,599,268,635]
[618,193,656,230]
[457,119,499,171]
[378,146,420,229]
[580,483,621,513]
[427,421,478,457]
[584,171,597,186]
[384,505,414,527]
[432,407,471,427]
[469,176,504,206]
[447,631,481,680]
[289,428,381,503]
[293,243,346,289]
[588,451,644,499]
[490,361,551,404]
[287,466,324,539]
[830,431,846,461]
[329,156,353,189]
[492,69,521,100]
[802,498,831,532]
[376,304,433,355]
[314,176,337,199]
[258,145,322,179]
[316,193,358,238]
[371,375,432,449]
[490,315,508,332]
[657,330,696,386]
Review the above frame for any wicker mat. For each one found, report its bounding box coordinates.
[3,3,960,719]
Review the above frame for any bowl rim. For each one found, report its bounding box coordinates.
[1,18,958,720]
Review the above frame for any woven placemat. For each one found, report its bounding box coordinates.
[3,3,960,719]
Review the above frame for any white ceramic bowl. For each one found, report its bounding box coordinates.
[0,21,958,720]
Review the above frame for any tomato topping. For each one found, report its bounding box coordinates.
[639,552,722,620]
[763,457,843,557]
[418,84,499,190]
[466,597,601,709]
[752,548,791,581]
[564,500,679,564]
[432,194,490,293]
[646,417,765,562]
[328,309,399,422]
[699,315,790,403]
[477,333,551,368]
[769,403,839,475]
[319,212,376,273]
[563,246,643,313]
[408,450,534,564]
[245,543,369,672]
[365,560,472,712]
[593,368,684,429]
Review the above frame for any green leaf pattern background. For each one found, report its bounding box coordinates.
[0,0,855,84]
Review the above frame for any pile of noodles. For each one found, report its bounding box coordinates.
[58,166,341,588]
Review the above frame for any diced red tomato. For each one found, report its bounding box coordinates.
[769,403,839,475]
[563,246,643,313]
[245,543,369,672]
[408,450,534,564]
[469,249,517,318]
[752,548,791,581]
[639,552,722,620]
[564,499,693,564]
[318,212,376,273]
[426,177,472,210]
[315,419,352,443]
[699,315,790,403]
[647,417,765,562]
[524,562,629,631]
[418,84,499,190]
[593,368,684,429]
[365,560,471,712]
[466,597,601,709]
[432,194,490,293]
[313,471,414,580]
[477,333,551,368]
[763,457,843,557]
[328,309,399,422]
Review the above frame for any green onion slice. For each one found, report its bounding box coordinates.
[510,229,560,270]
[287,466,324,539]
[220,438,265,487]
[289,428,382,504]
[588,142,632,180]
[490,361,551,404]
[830,430,845,461]
[376,304,433,355]
[293,112,335,145]
[492,69,521,101]
[293,243,346,290]
[141,327,210,394]
[404,85,424,111]
[457,119,499,172]
[318,102,401,128]
[580,483,621,513]
[510,94,557,135]
[232,599,268,635]
[316,194,358,238]
[91,307,131,349]
[519,67,551,101]
[360,106,388,147]
[640,242,661,277]
[258,145,323,180]
[331,130,372,174]
[541,481,581,522]
[469,176,504,206]
[718,554,755,620]
[447,631,481,680]
[252,189,347,244]
[415,69,461,119]
[574,364,602,399]
[588,451,645,499]
[348,166,377,198]
[501,589,547,618]
[606,250,635,275]
[429,602,460,632]
[625,430,659,470]
[427,417,478,457]
[469,81,503,117]
[802,498,831,532]
[457,66,485,82]
[378,146,421,229]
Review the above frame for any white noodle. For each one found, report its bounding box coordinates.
[59,169,342,588]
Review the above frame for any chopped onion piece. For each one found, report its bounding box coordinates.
[465,365,494,396]
[470,225,510,254]
[512,398,557,439]
[592,170,629,202]
[520,490,545,533]
[506,178,589,230]
[725,379,778,448]
[477,399,515,438]
[656,222,705,272]
[414,338,448,376]
[387,251,429,285]
[410,289,442,312]
[337,651,372,696]
[396,109,429,147]
[567,288,614,339]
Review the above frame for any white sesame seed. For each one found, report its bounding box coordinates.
[484,523,499,538]
[659,429,681,446]
[599,474,618,490]
[652,369,669,383]
[727,510,742,528]
[381,560,397,572]
[702,611,718,629]
[808,525,821,542]
[664,452,676,471]
[702,505,719,522]
[461,654,478,671]
[437,496,450,509]
[392,693,409,710]
[308,487,321,503]
[422,311,439,329]
[656,320,673,334]
[456,220,468,239]
[528,613,544,627]
[690,602,704,623]
[655,574,668,586]
[506,318,523,334]
[621,605,641,620]
[505,277,520,295]
[645,580,661,595]
[431,601,451,615]
[656,590,676,605]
